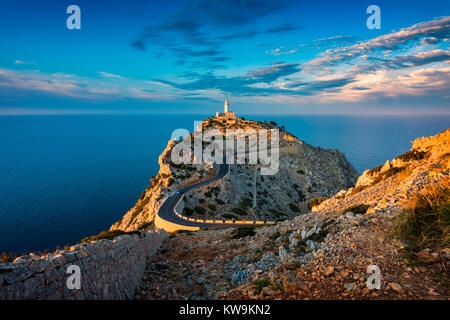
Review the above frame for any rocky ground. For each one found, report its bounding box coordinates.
[136,129,449,300]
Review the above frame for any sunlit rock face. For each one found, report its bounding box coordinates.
[110,117,358,231]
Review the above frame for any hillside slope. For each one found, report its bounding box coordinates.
[137,129,449,300]
[111,117,358,231]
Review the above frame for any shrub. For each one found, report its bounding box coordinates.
[222,213,238,220]
[367,165,382,175]
[137,221,154,231]
[169,230,194,238]
[135,196,150,213]
[255,277,271,292]
[297,169,305,175]
[344,204,370,214]
[289,203,300,212]
[79,230,140,244]
[258,199,268,206]
[208,204,217,211]
[217,199,225,205]
[297,189,306,202]
[183,207,194,216]
[194,206,206,215]
[269,209,285,219]
[396,150,428,162]
[295,229,329,254]
[232,207,247,215]
[391,182,449,250]
[371,166,407,185]
[307,197,328,210]
[230,226,256,239]
[240,198,252,209]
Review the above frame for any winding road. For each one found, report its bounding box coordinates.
[157,162,272,230]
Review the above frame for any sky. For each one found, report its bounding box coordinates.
[0,0,449,115]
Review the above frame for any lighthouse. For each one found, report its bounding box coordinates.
[215,98,236,119]
[224,98,229,113]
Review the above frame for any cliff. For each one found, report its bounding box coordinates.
[110,117,358,231]
[137,129,449,300]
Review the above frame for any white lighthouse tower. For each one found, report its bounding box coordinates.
[224,98,229,113]
[215,98,236,119]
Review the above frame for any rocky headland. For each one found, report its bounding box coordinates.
[135,128,449,300]
[111,116,358,231]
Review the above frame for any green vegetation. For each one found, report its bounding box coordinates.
[396,149,429,162]
[258,199,268,206]
[344,204,370,214]
[289,203,300,212]
[295,189,306,201]
[79,230,140,244]
[255,277,271,292]
[169,230,195,238]
[183,207,194,216]
[217,199,225,205]
[232,207,247,215]
[137,221,154,231]
[127,196,150,227]
[367,165,382,176]
[208,204,217,211]
[307,197,329,210]
[269,209,286,221]
[222,213,238,220]
[194,206,206,215]
[392,182,449,250]
[372,166,407,185]
[240,197,252,209]
[297,169,305,175]
[295,228,329,254]
[230,226,256,239]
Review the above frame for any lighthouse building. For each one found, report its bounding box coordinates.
[216,98,236,119]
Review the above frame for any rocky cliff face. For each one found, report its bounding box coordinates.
[111,117,358,231]
[137,129,449,300]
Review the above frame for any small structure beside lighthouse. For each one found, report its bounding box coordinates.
[216,98,236,119]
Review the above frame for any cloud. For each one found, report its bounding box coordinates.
[0,68,176,101]
[306,16,450,68]
[98,71,123,79]
[267,47,298,56]
[156,62,301,96]
[14,60,35,65]
[129,0,298,69]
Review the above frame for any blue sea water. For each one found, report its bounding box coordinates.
[0,114,448,254]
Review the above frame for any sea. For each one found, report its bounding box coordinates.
[0,114,448,254]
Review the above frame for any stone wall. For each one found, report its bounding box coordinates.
[0,230,167,300]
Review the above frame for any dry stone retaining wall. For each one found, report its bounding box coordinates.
[0,230,167,300]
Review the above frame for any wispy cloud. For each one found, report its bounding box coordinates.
[14,60,35,65]
[98,71,123,79]
[2,16,449,109]
[130,0,299,69]
[0,68,174,101]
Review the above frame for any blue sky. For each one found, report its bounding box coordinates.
[0,0,449,115]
